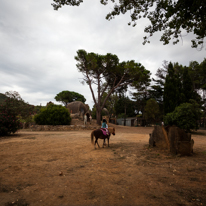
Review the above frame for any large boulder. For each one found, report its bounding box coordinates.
[149,125,194,155]
[102,108,109,115]
[149,126,169,149]
[70,113,81,119]
[66,101,88,120]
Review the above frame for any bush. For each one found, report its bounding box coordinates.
[34,104,71,125]
[0,91,35,136]
[0,102,22,136]
[0,112,22,136]
[164,101,202,132]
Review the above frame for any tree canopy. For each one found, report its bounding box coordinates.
[149,61,202,117]
[131,85,151,118]
[4,91,34,120]
[163,63,180,114]
[75,49,151,124]
[101,92,118,116]
[164,100,202,132]
[55,91,86,106]
[51,0,206,48]
[115,95,136,118]
[144,98,160,123]
[0,91,35,136]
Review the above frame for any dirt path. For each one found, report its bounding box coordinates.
[0,125,206,206]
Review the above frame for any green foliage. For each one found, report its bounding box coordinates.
[198,58,206,90]
[4,91,35,120]
[0,93,7,104]
[131,86,151,118]
[182,67,195,103]
[34,104,71,125]
[55,91,86,106]
[136,114,143,118]
[152,61,203,119]
[52,0,206,48]
[115,95,135,117]
[164,100,202,132]
[163,63,179,114]
[0,91,35,136]
[101,109,108,117]
[144,98,160,123]
[117,113,128,118]
[75,49,150,124]
[149,61,173,117]
[101,92,118,115]
[91,105,109,119]
[188,59,206,125]
[0,105,22,136]
[33,105,46,114]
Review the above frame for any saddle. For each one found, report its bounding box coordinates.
[101,128,109,136]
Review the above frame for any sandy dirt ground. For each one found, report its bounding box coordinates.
[0,121,206,206]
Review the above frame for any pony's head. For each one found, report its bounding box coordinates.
[111,127,115,135]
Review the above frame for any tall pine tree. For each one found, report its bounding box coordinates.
[182,67,194,103]
[163,63,179,114]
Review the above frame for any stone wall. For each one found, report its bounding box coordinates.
[31,125,100,131]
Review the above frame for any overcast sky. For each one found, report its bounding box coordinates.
[0,0,205,109]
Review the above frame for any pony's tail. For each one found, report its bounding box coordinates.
[91,130,94,144]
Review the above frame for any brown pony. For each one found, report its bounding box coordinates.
[91,127,115,149]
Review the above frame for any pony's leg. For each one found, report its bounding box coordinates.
[97,139,100,148]
[108,137,110,147]
[95,138,100,148]
[94,137,97,149]
[102,139,106,147]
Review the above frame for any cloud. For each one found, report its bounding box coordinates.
[0,0,205,109]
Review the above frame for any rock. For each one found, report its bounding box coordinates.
[149,125,194,155]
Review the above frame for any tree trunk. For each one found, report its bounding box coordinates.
[96,109,102,125]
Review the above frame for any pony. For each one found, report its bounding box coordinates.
[91,127,115,149]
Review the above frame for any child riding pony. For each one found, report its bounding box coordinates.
[91,127,115,149]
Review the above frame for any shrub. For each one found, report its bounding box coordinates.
[34,104,71,125]
[0,112,22,136]
[164,100,202,132]
[0,91,35,136]
[0,101,22,136]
